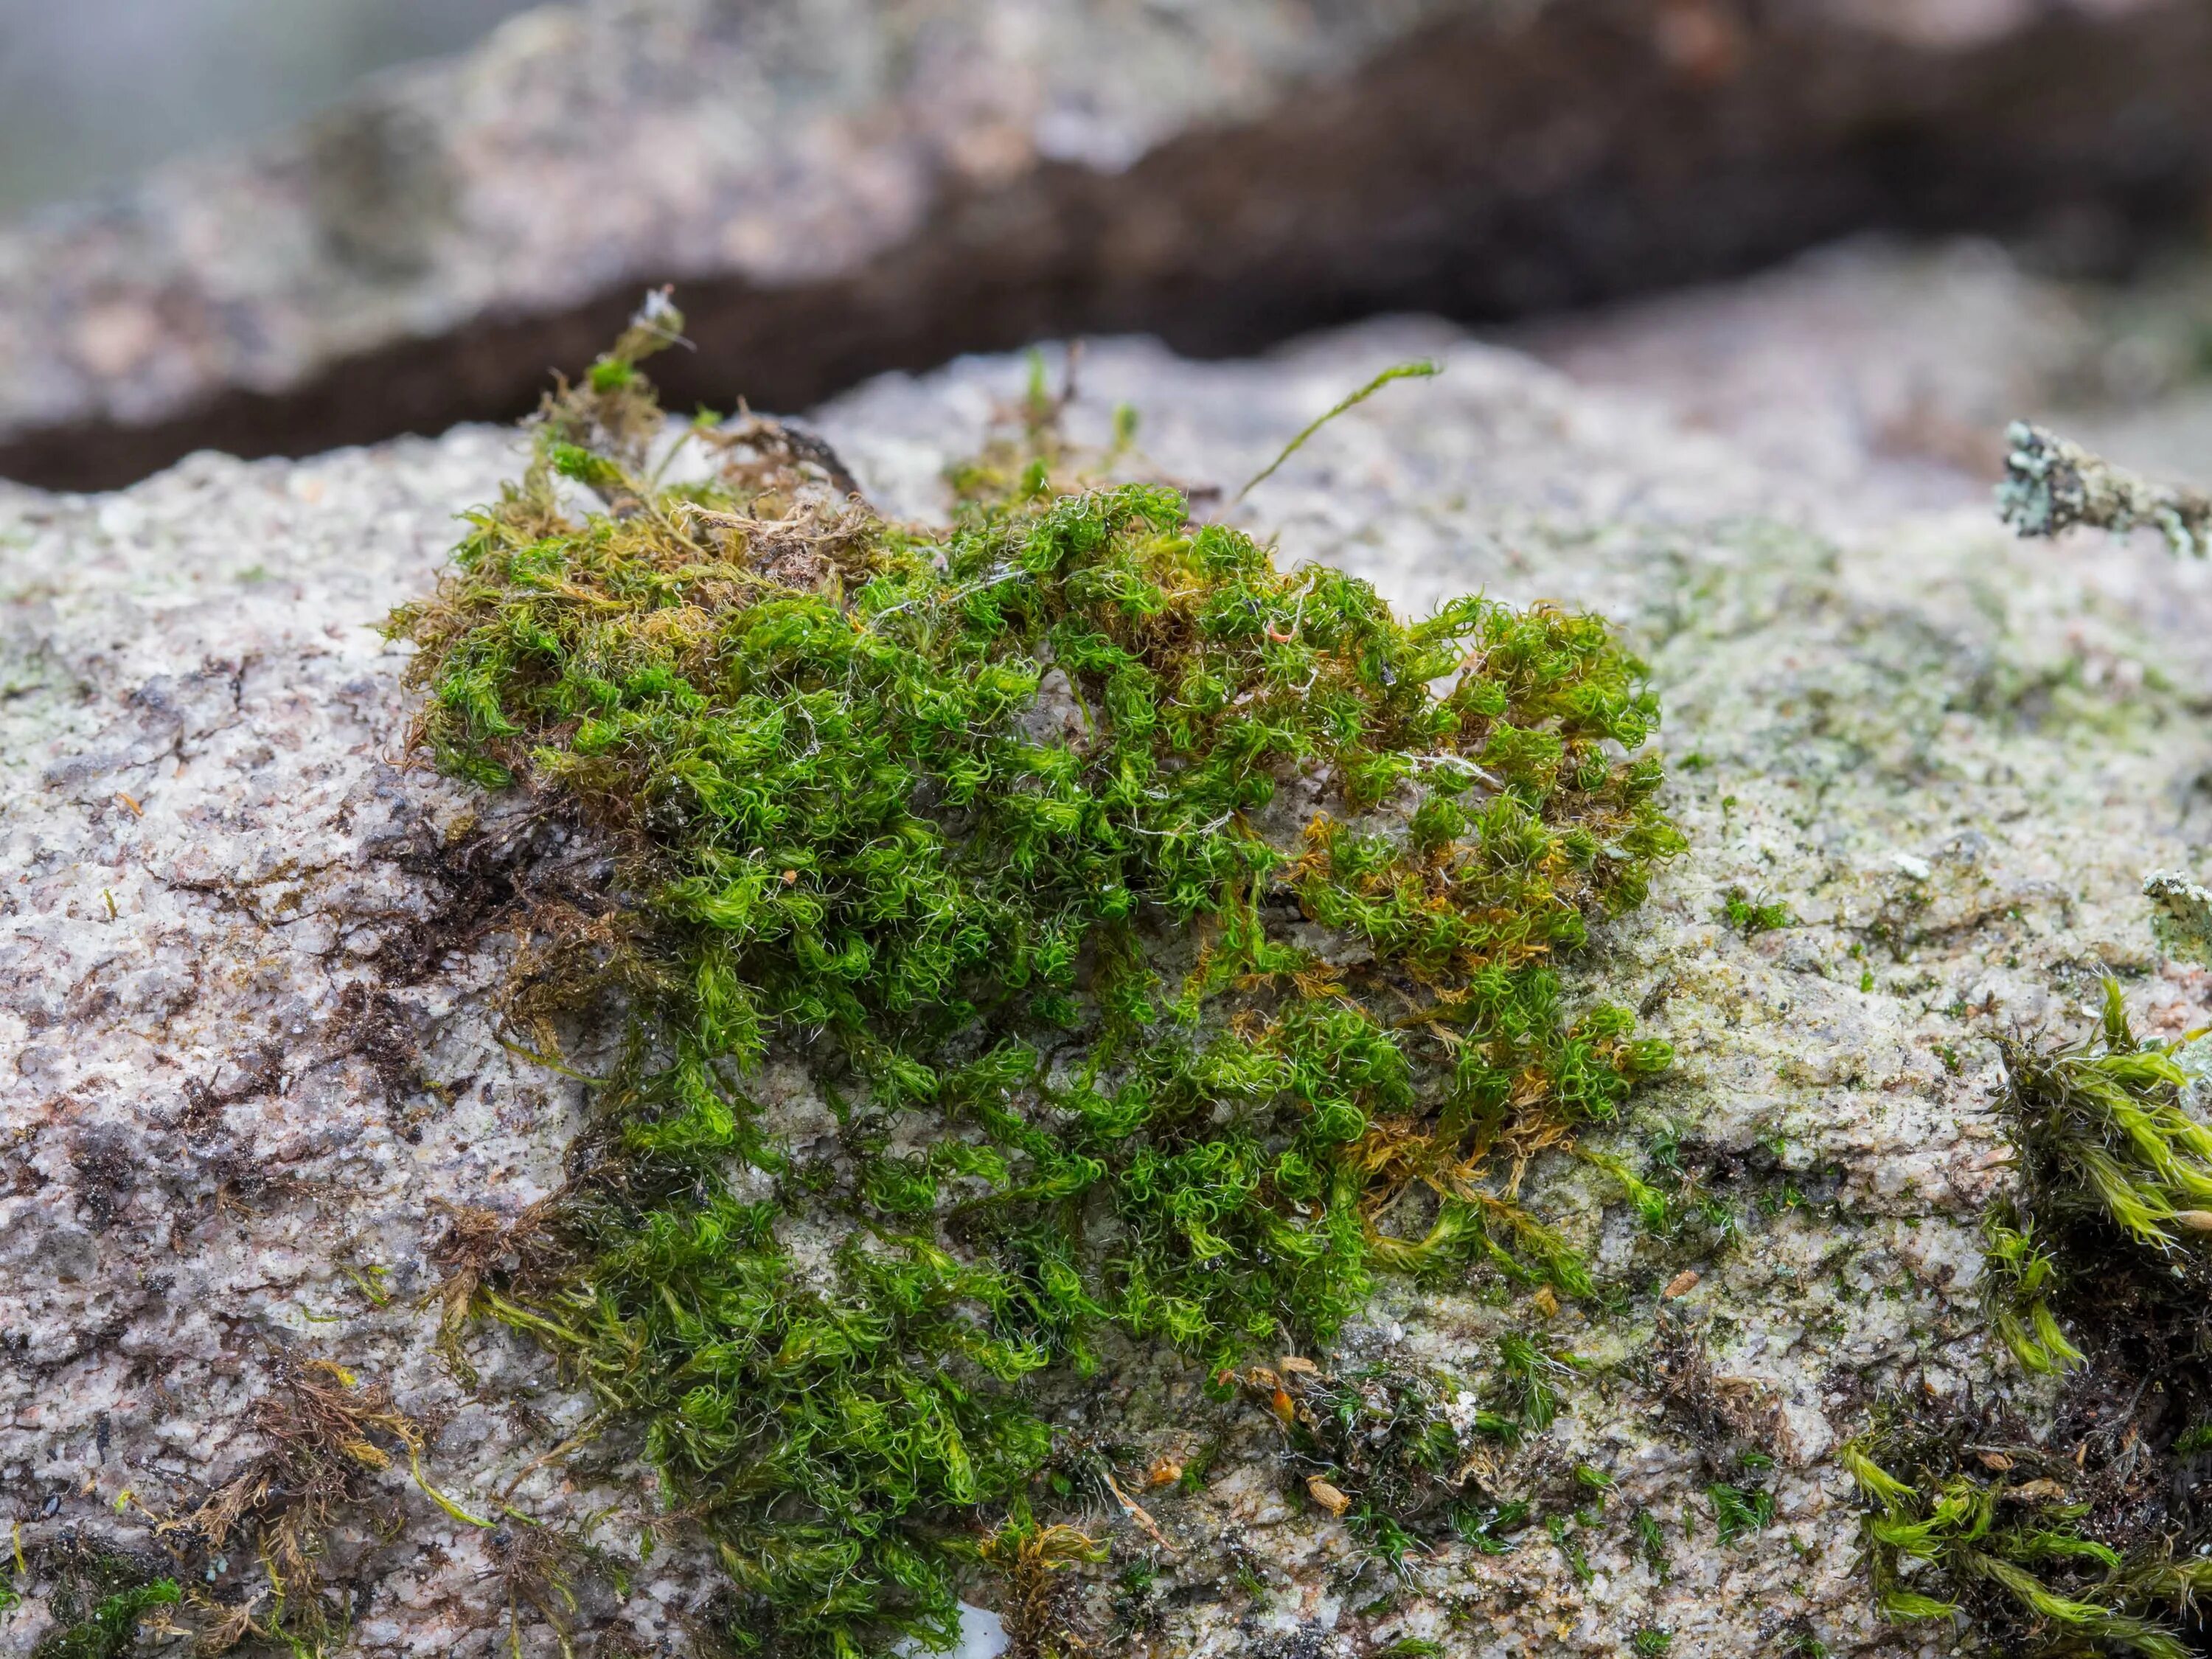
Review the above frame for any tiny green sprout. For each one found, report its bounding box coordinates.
[1719,885,1795,937]
[2172,1425,2212,1457]
[1631,1628,1674,1658]
[1755,1181,1809,1219]
[1633,1508,1669,1580]
[1178,1440,1221,1494]
[1545,1514,1594,1585]
[1351,1506,1425,1575]
[1237,359,1441,498]
[1495,1333,1579,1438]
[1573,1463,1613,1493]
[338,1262,392,1308]
[1378,1639,1444,1658]
[1023,346,1054,426]
[1980,1203,2084,1376]
[1577,1146,1672,1232]
[1450,1498,1531,1555]
[1692,1193,1742,1248]
[1111,1553,1164,1638]
[1706,1481,1773,1545]
[389,299,1682,1659]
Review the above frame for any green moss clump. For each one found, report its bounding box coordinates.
[1842,1427,2207,1658]
[2002,982,2212,1258]
[31,1562,178,1659]
[389,305,1682,1657]
[1989,979,2212,1409]
[956,1513,1102,1659]
[1717,886,1793,938]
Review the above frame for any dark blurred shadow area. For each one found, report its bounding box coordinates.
[0,0,539,220]
[5,0,2212,493]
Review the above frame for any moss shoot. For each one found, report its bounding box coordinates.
[388,304,1683,1657]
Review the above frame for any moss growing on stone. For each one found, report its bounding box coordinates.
[2002,982,2212,1261]
[1841,1427,2178,1652]
[32,1582,179,1659]
[1978,1203,2084,1377]
[1842,1390,2212,1659]
[1845,983,2212,1657]
[387,302,1683,1658]
[27,1544,178,1659]
[1717,886,1793,938]
[1235,1352,1552,1568]
[959,1513,1102,1659]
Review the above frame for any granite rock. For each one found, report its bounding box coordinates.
[10,254,2212,1652]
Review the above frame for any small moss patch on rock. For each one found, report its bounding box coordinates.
[1846,982,2212,1658]
[386,305,1683,1657]
[25,1541,178,1659]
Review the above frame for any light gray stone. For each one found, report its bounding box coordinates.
[10,246,2212,1652]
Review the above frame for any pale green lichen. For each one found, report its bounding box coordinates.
[1997,420,2212,558]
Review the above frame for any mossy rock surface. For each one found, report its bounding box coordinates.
[10,257,2212,1655]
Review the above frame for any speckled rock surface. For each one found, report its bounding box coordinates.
[11,255,2212,1653]
[7,0,2212,491]
[0,429,728,1654]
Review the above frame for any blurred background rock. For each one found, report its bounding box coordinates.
[7,0,2212,500]
[0,0,538,218]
